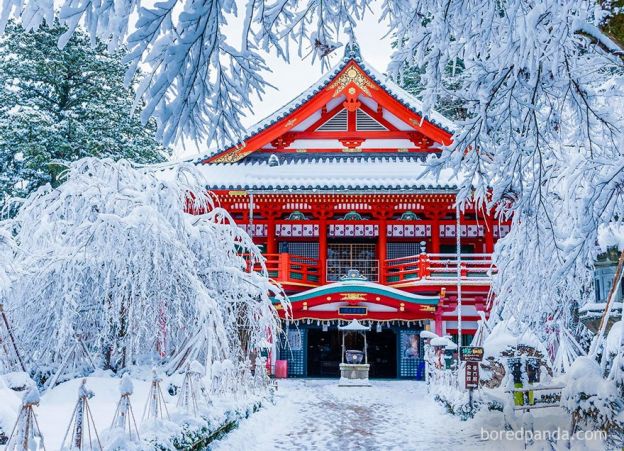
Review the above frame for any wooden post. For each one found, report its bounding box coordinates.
[0,304,27,372]
[431,215,441,254]
[278,253,290,282]
[590,248,624,357]
[485,215,495,254]
[319,218,328,284]
[363,332,368,364]
[266,214,277,255]
[378,219,387,283]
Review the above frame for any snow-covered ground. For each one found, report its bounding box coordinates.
[212,379,488,450]
[1,373,268,450]
[212,379,612,451]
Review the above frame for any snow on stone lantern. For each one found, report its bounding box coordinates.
[338,319,371,387]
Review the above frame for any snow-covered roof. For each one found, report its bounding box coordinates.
[430,336,457,349]
[339,319,371,331]
[199,154,459,191]
[197,44,455,163]
[285,278,439,304]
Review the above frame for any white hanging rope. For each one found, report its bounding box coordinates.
[456,204,462,349]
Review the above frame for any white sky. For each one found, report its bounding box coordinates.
[174,4,394,160]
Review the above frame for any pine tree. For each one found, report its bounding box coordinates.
[0,21,167,201]
[395,61,467,122]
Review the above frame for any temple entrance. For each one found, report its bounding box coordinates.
[306,327,397,378]
[368,329,397,378]
[327,242,378,282]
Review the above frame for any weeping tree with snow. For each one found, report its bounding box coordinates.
[1,0,622,330]
[0,158,284,382]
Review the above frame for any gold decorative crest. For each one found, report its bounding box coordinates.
[284,118,298,128]
[326,64,378,97]
[409,117,423,128]
[340,293,367,302]
[210,142,252,164]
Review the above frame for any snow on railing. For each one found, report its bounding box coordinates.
[245,252,495,286]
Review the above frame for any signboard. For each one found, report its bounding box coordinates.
[465,361,480,389]
[287,330,302,351]
[338,306,367,316]
[460,346,484,362]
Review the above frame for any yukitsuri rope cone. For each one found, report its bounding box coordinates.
[110,374,140,442]
[0,304,27,373]
[6,387,46,450]
[176,361,206,416]
[60,379,102,451]
[142,369,170,423]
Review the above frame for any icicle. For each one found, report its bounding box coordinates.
[60,379,102,451]
[110,374,140,442]
[6,387,46,451]
[142,370,170,423]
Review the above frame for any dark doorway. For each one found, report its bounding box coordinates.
[306,327,397,378]
[307,329,341,377]
[368,329,397,378]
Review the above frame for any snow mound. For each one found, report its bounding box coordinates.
[1,371,35,391]
[420,330,439,339]
[119,374,134,396]
[483,318,548,358]
[605,321,622,355]
[430,337,457,349]
[0,378,20,436]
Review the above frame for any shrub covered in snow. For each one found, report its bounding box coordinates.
[561,357,624,439]
[0,158,285,382]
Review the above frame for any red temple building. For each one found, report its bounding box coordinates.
[197,44,509,379]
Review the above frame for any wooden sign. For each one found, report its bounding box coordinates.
[465,361,480,389]
[460,346,484,362]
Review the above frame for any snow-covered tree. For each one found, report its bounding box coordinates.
[0,21,167,202]
[1,0,621,152]
[1,0,623,344]
[382,0,624,340]
[0,158,284,378]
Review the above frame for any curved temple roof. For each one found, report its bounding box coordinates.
[198,43,456,166]
[198,154,459,191]
[284,279,440,305]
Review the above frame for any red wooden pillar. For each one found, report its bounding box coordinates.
[378,219,387,283]
[431,214,441,254]
[266,215,277,255]
[319,218,328,284]
[485,215,495,254]
[278,253,290,282]
[434,308,443,336]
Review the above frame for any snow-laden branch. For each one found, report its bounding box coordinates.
[380,0,624,339]
[0,0,369,146]
[0,158,285,375]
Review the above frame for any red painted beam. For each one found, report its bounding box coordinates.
[287,131,423,140]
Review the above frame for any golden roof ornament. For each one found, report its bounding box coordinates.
[327,63,377,97]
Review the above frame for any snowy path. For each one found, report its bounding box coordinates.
[211,379,487,451]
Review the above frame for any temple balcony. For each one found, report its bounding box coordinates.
[247,252,495,291]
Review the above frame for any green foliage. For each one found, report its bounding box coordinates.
[0,21,167,202]
[397,62,467,123]
[602,3,624,47]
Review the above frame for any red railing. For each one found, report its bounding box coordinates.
[248,253,321,286]
[247,252,494,287]
[383,253,494,285]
